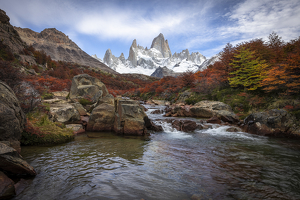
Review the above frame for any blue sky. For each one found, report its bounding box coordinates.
[1,0,300,59]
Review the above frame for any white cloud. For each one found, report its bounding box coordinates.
[2,0,300,58]
[224,0,300,41]
[75,9,187,45]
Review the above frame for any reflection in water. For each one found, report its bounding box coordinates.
[15,106,300,200]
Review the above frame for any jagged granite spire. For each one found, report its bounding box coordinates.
[119,53,125,64]
[150,33,172,58]
[128,39,138,66]
[103,49,113,65]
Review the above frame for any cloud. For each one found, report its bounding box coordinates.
[223,0,300,41]
[2,0,300,58]
[75,9,187,45]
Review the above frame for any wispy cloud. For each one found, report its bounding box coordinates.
[1,0,300,58]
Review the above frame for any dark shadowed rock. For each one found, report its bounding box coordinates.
[244,109,300,137]
[0,143,36,176]
[0,81,26,145]
[0,171,15,199]
[144,117,163,132]
[172,120,198,132]
[150,109,164,114]
[207,116,221,124]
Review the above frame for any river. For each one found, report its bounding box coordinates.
[15,105,300,200]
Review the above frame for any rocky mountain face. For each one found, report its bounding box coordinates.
[99,33,209,77]
[198,54,220,70]
[15,27,117,74]
[0,9,36,65]
[150,66,180,78]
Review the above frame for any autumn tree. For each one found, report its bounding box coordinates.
[229,47,268,90]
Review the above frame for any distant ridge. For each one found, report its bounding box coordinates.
[14,27,117,74]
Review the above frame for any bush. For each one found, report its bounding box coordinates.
[42,93,54,99]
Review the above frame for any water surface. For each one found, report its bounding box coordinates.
[15,105,300,200]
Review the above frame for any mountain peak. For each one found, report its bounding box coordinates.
[131,39,137,48]
[150,33,171,58]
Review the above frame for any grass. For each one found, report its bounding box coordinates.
[21,112,74,146]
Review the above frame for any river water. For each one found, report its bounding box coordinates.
[15,105,300,200]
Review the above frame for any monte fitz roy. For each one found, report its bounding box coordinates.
[92,33,219,77]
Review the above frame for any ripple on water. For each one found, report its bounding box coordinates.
[15,108,300,200]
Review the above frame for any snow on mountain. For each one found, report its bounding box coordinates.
[95,33,212,76]
[91,54,103,62]
[198,54,221,70]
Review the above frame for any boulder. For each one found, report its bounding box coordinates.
[244,109,300,137]
[0,143,36,176]
[206,116,221,124]
[71,102,87,116]
[0,81,26,142]
[226,127,242,132]
[190,101,239,123]
[0,171,15,199]
[86,103,115,132]
[69,74,108,104]
[150,109,164,114]
[114,99,148,135]
[172,120,198,132]
[66,124,85,135]
[144,117,163,132]
[96,94,115,106]
[49,103,80,123]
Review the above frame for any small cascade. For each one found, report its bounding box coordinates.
[153,121,193,139]
[200,125,260,140]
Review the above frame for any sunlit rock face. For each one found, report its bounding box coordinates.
[99,33,213,77]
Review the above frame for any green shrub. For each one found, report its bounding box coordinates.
[42,93,54,99]
[79,98,93,106]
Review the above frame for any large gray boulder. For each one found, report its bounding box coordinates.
[190,101,239,123]
[114,99,148,135]
[49,103,80,123]
[0,81,26,142]
[0,143,36,176]
[87,103,115,132]
[69,74,108,104]
[87,94,115,132]
[244,109,300,137]
[167,100,239,123]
